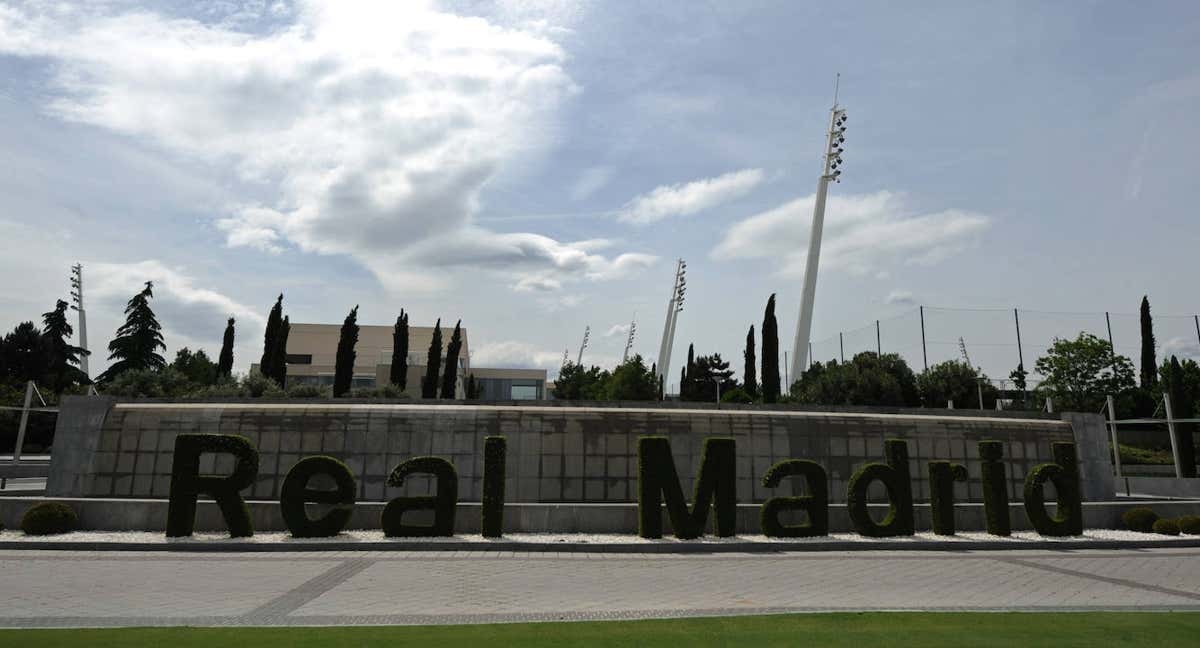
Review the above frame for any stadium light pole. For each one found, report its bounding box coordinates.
[655,259,686,386]
[69,263,90,381]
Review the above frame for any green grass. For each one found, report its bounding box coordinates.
[1118,443,1175,465]
[4,612,1200,647]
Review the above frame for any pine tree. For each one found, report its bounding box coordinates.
[41,299,89,391]
[421,318,442,399]
[217,318,235,380]
[390,310,409,390]
[0,322,45,383]
[333,307,359,397]
[744,324,757,398]
[270,315,290,387]
[259,294,283,380]
[1140,295,1158,389]
[761,293,780,403]
[99,282,165,381]
[440,319,463,399]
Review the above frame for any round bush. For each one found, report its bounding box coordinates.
[1121,507,1159,533]
[20,502,78,536]
[1152,518,1181,536]
[1176,515,1200,535]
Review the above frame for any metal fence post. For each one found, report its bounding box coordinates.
[1106,395,1123,480]
[1163,392,1184,479]
[919,306,928,371]
[876,320,881,356]
[839,332,844,363]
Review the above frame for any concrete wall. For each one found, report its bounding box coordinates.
[46,398,1093,504]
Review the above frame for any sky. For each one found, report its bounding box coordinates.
[1,0,1198,389]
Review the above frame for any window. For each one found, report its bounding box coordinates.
[510,384,538,400]
[285,354,313,365]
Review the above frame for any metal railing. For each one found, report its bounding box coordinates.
[1105,393,1199,480]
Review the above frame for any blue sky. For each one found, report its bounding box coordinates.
[1,1,1198,387]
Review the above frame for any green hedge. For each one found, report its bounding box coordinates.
[20,501,78,536]
[481,436,507,538]
[166,434,259,538]
[978,441,1010,536]
[760,459,828,537]
[637,436,736,539]
[279,456,356,538]
[1177,515,1200,535]
[846,439,914,537]
[1152,518,1181,536]
[1023,442,1083,537]
[381,456,458,537]
[927,461,967,536]
[1121,507,1160,533]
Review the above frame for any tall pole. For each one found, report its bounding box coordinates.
[655,259,686,385]
[839,332,844,363]
[577,325,590,366]
[1105,311,1117,372]
[622,315,637,363]
[69,263,89,380]
[919,305,928,371]
[876,320,881,356]
[1195,315,1199,348]
[790,92,847,382]
[1014,308,1025,401]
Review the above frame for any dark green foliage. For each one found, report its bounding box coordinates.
[166,434,259,538]
[1166,356,1197,477]
[440,320,462,399]
[553,362,609,400]
[928,461,967,535]
[1152,518,1180,536]
[381,456,457,537]
[846,439,914,537]
[0,321,45,383]
[40,300,89,391]
[1034,333,1137,414]
[792,352,921,407]
[760,459,828,537]
[744,325,757,398]
[259,294,284,383]
[1177,515,1200,535]
[1121,507,1160,533]
[171,348,218,386]
[604,355,659,400]
[279,456,356,538]
[217,318,235,380]
[761,294,780,403]
[390,310,408,389]
[978,441,1011,536]
[272,316,290,387]
[1023,442,1083,537]
[637,437,737,539]
[720,387,754,404]
[421,319,442,399]
[466,374,479,399]
[917,360,998,408]
[481,436,506,538]
[681,351,738,402]
[102,366,193,398]
[99,282,166,381]
[1139,296,1157,389]
[333,306,359,397]
[20,501,78,536]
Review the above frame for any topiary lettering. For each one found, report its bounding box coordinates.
[637,436,736,539]
[381,456,458,537]
[166,434,259,538]
[279,456,356,538]
[1023,442,1083,537]
[760,459,828,537]
[846,439,914,537]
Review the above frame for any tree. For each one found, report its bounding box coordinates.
[271,315,290,387]
[440,319,463,399]
[421,318,442,398]
[554,362,608,400]
[259,294,283,381]
[99,282,165,381]
[743,325,757,398]
[761,294,780,403]
[1165,356,1197,477]
[791,352,921,407]
[1160,356,1200,409]
[466,373,479,399]
[680,344,697,400]
[603,355,658,401]
[917,360,999,409]
[0,322,46,383]
[1034,332,1136,413]
[40,299,88,391]
[681,351,738,402]
[170,348,218,386]
[1140,296,1158,389]
[217,318,235,380]
[390,310,409,390]
[333,306,359,397]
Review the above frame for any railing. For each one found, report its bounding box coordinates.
[1105,393,1199,480]
[0,381,58,488]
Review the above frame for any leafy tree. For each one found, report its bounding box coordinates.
[333,306,359,397]
[761,294,780,403]
[917,359,999,409]
[421,318,442,399]
[102,366,192,398]
[721,387,754,404]
[441,319,463,399]
[99,282,165,381]
[1010,363,1028,393]
[792,352,921,407]
[1034,332,1136,413]
[390,310,409,390]
[170,348,217,386]
[259,294,283,381]
[554,362,608,400]
[0,322,46,383]
[603,355,658,401]
[743,325,757,398]
[1160,356,1200,408]
[680,344,697,400]
[1165,356,1197,477]
[217,318,235,380]
[681,352,738,402]
[40,299,89,391]
[1140,296,1158,389]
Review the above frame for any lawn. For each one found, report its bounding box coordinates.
[4,612,1199,647]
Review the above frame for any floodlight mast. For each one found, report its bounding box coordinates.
[790,89,847,384]
[69,263,90,380]
[622,315,637,363]
[655,259,686,387]
[577,325,590,366]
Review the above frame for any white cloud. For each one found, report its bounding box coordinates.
[885,290,916,306]
[470,340,565,372]
[712,191,990,277]
[570,166,613,201]
[618,168,765,225]
[0,1,653,292]
[604,323,631,338]
[1163,336,1200,362]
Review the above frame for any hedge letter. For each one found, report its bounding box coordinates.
[1024,442,1083,537]
[381,456,458,537]
[166,434,258,538]
[279,456,356,538]
[927,461,967,535]
[637,436,736,539]
[481,436,506,538]
[760,459,828,537]
[979,440,1011,536]
[846,438,914,537]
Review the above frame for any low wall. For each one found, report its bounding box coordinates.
[1123,476,1200,499]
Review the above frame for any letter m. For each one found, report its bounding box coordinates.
[637,436,736,539]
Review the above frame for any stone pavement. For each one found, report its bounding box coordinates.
[1,548,1199,628]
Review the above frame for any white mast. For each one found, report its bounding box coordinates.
[69,263,89,380]
[654,259,686,385]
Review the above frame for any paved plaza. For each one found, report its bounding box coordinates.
[1,547,1199,627]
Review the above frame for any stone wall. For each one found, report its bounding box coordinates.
[47,398,1099,504]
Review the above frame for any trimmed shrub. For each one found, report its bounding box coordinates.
[481,436,507,538]
[279,456,356,538]
[242,369,285,398]
[1121,507,1160,533]
[286,383,332,398]
[637,436,736,539]
[1177,515,1200,535]
[1023,442,1083,537]
[928,461,967,535]
[20,502,78,536]
[846,439,914,537]
[1152,518,1181,536]
[381,456,458,537]
[760,459,828,537]
[166,434,259,538]
[978,440,1010,536]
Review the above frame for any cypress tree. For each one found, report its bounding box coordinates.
[1140,296,1157,389]
[1167,356,1197,477]
[270,315,290,387]
[41,299,89,391]
[259,294,283,379]
[217,318,235,380]
[390,309,409,390]
[761,293,780,402]
[99,282,166,381]
[333,306,359,397]
[441,319,463,399]
[744,324,758,398]
[466,374,478,399]
[421,318,443,399]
